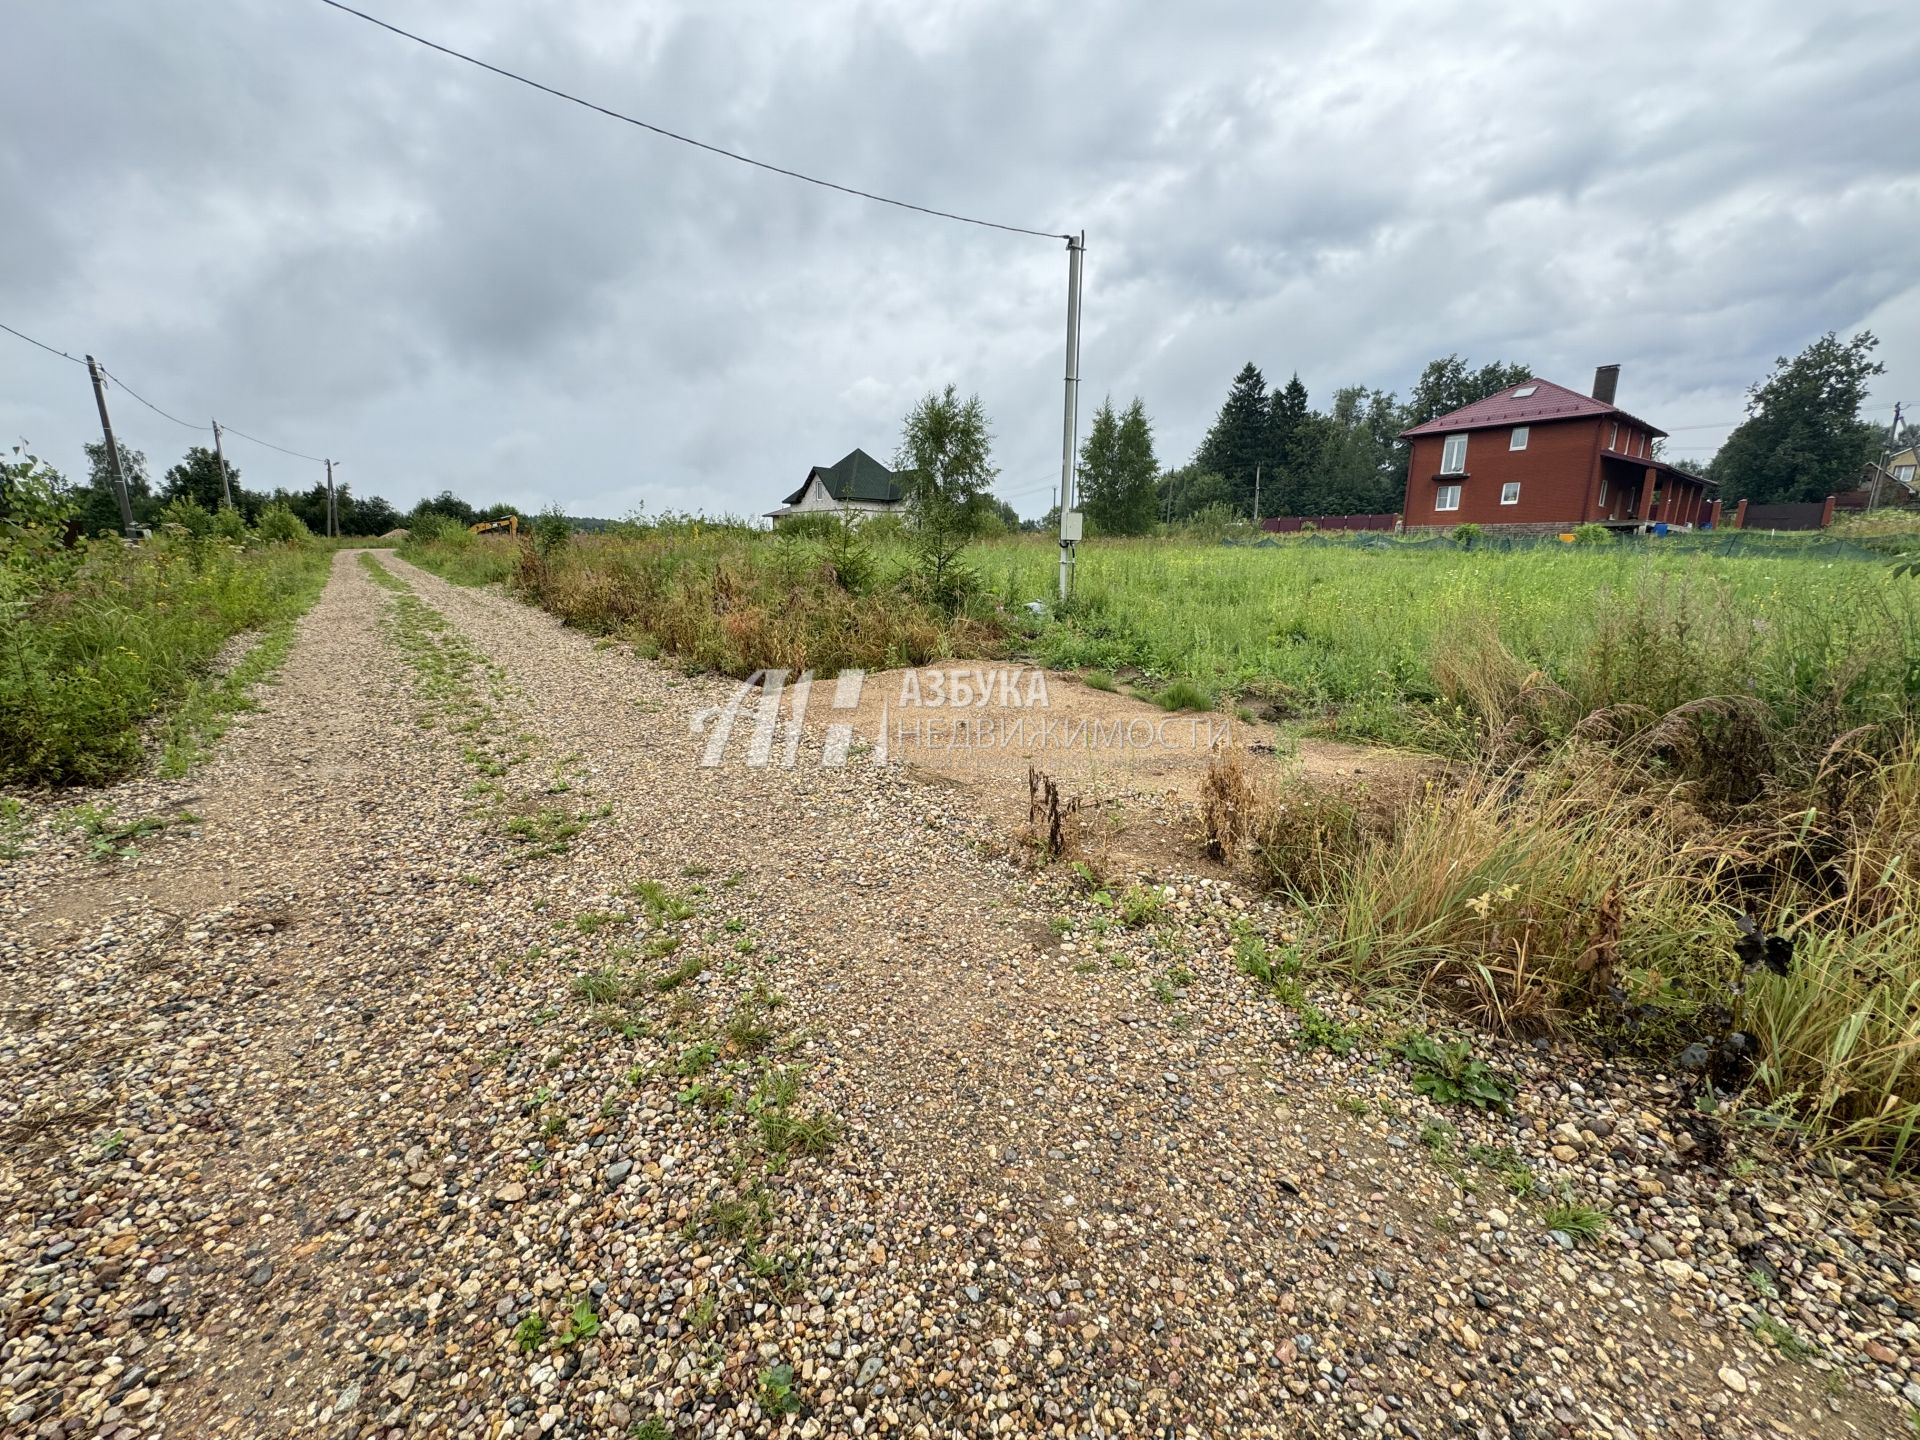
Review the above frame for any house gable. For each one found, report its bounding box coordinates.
[779,448,903,508]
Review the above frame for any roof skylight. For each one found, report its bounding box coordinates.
[1513,385,1538,397]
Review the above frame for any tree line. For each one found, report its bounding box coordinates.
[46,442,530,539]
[1065,354,1532,535]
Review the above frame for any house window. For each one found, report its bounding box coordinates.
[1513,384,1538,398]
[1609,422,1619,450]
[1509,426,1529,451]
[1897,464,1916,481]
[1434,483,1461,512]
[1500,482,1521,505]
[1440,433,1468,474]
[1598,477,1609,506]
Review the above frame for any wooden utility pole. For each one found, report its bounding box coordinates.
[325,458,336,537]
[211,420,234,509]
[84,355,137,539]
[1870,402,1904,510]
[1253,463,1261,524]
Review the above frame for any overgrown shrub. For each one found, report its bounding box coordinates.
[254,502,309,545]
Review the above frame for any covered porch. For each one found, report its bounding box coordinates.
[1593,451,1715,530]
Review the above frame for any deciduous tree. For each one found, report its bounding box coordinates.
[1711,331,1885,504]
[896,384,997,606]
[163,446,239,512]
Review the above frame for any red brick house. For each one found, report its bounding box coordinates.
[1399,366,1715,533]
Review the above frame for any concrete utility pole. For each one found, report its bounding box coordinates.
[1056,231,1085,603]
[325,458,337,537]
[85,355,137,540]
[211,420,234,509]
[1253,463,1261,524]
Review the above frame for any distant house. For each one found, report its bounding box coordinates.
[765,448,905,525]
[1841,447,1920,513]
[1887,445,1918,483]
[1400,366,1715,533]
[1886,446,1919,502]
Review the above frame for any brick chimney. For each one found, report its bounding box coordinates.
[1591,364,1620,405]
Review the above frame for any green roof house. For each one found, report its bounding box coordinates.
[766,448,905,524]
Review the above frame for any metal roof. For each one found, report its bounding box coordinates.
[1399,377,1667,440]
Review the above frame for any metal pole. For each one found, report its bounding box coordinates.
[211,420,234,509]
[1056,231,1084,603]
[1253,463,1261,524]
[85,355,137,539]
[325,458,336,537]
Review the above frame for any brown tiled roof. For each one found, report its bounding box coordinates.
[1400,377,1666,440]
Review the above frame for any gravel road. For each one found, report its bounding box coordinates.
[2,549,1914,1440]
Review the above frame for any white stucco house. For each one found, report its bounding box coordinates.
[765,448,905,524]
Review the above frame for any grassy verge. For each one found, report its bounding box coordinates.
[404,522,1007,675]
[158,556,331,776]
[1,536,332,787]
[397,529,519,586]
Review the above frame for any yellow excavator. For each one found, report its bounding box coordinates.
[469,515,520,538]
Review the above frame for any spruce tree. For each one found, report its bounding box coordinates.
[1193,363,1268,514]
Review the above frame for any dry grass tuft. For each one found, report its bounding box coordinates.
[1213,720,1920,1164]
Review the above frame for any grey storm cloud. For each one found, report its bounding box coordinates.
[3,0,1916,517]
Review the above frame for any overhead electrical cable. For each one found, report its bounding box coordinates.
[317,0,1070,242]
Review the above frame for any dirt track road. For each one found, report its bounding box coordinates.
[1,550,1910,1439]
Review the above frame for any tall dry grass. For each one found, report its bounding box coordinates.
[1210,724,1920,1164]
[508,531,1005,677]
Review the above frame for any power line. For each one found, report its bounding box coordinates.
[217,424,328,465]
[0,320,85,366]
[3,318,331,466]
[317,0,1069,243]
[99,367,204,431]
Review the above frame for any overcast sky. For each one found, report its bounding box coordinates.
[4,1,1916,520]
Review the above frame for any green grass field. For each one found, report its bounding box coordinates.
[973,534,1920,750]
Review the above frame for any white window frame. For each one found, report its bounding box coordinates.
[1500,481,1521,505]
[1609,422,1620,450]
[1434,483,1462,513]
[1598,477,1609,506]
[1896,464,1915,482]
[1509,425,1529,451]
[1439,433,1468,474]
